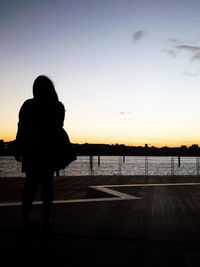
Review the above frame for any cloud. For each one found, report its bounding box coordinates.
[133,30,146,42]
[176,45,200,53]
[110,109,132,115]
[119,111,131,115]
[162,49,177,58]
[175,45,200,63]
[168,38,180,44]
[191,52,200,61]
[110,109,132,120]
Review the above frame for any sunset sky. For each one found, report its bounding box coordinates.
[1,0,200,147]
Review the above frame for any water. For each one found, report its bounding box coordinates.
[0,156,200,177]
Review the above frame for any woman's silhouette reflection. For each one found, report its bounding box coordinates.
[15,75,65,230]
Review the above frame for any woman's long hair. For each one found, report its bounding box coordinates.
[33,75,58,102]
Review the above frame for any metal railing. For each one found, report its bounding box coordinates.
[85,155,200,176]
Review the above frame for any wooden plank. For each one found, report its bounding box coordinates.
[2,176,200,266]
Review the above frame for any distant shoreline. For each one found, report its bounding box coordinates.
[1,140,200,157]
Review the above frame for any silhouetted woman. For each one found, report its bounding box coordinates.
[15,75,65,229]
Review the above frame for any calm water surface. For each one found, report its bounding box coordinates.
[0,156,199,177]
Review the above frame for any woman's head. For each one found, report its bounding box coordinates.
[33,75,58,101]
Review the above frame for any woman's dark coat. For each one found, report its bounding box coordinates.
[16,98,65,172]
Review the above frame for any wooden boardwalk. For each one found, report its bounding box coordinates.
[1,175,200,266]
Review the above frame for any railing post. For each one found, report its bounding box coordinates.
[178,155,181,167]
[196,157,200,176]
[145,157,148,176]
[123,155,125,163]
[118,156,122,173]
[171,157,174,176]
[98,155,101,166]
[90,155,93,170]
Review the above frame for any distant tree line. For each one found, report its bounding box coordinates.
[73,143,200,156]
[1,140,200,157]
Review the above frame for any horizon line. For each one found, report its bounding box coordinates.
[1,139,199,149]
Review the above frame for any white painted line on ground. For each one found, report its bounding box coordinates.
[0,185,139,207]
[89,186,140,199]
[0,182,200,207]
[104,182,200,188]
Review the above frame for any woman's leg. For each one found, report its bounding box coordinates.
[40,170,54,226]
[22,171,39,223]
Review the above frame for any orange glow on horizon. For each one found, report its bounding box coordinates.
[1,133,200,148]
